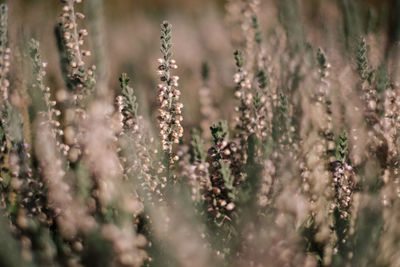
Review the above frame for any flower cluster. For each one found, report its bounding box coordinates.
[330,131,356,252]
[157,21,183,164]
[0,6,43,244]
[380,88,400,204]
[233,50,253,136]
[117,73,165,203]
[330,160,355,219]
[206,121,242,222]
[252,91,269,142]
[357,37,379,128]
[57,0,95,98]
[116,73,139,133]
[29,39,67,155]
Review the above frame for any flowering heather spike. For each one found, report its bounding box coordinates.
[315,48,334,159]
[355,37,380,129]
[0,102,52,253]
[330,131,355,221]
[0,5,10,203]
[118,73,138,130]
[356,37,368,81]
[253,93,267,131]
[56,0,95,99]
[335,131,348,163]
[238,8,271,147]
[356,37,375,85]
[252,73,270,145]
[78,101,148,266]
[244,10,270,146]
[117,73,165,203]
[229,0,263,79]
[0,4,14,218]
[331,159,355,221]
[29,39,66,155]
[206,120,242,234]
[157,21,183,164]
[233,49,254,157]
[210,120,229,145]
[0,4,9,103]
[55,0,96,164]
[301,130,336,264]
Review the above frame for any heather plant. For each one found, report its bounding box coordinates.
[56,0,96,99]
[157,21,183,166]
[2,0,400,267]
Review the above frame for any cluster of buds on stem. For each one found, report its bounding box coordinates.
[57,0,95,98]
[206,121,242,223]
[379,87,400,204]
[356,38,379,127]
[3,105,43,221]
[233,50,254,165]
[157,21,183,164]
[29,39,66,156]
[330,132,355,219]
[252,91,269,142]
[316,48,334,158]
[117,73,165,203]
[116,73,139,133]
[0,5,49,234]
[233,50,253,134]
[330,160,355,219]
